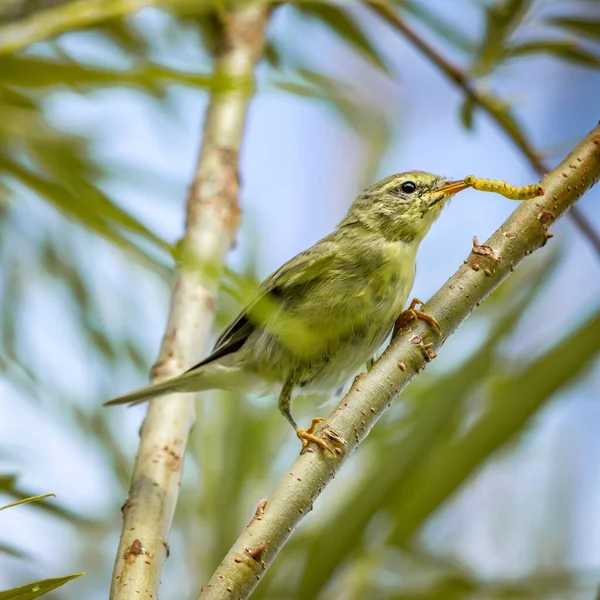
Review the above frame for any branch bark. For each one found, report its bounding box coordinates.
[197,125,600,600]
[368,2,600,256]
[108,4,271,599]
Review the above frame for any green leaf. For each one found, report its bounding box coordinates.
[402,0,475,56]
[478,90,534,156]
[0,155,169,272]
[386,309,600,548]
[472,0,532,76]
[0,542,27,560]
[459,97,475,130]
[264,40,282,68]
[508,40,600,68]
[0,573,85,600]
[296,3,389,73]
[0,494,55,512]
[547,16,600,41]
[0,56,213,91]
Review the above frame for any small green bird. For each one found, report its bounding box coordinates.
[105,171,468,451]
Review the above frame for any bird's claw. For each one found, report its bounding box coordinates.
[296,418,339,455]
[393,298,440,337]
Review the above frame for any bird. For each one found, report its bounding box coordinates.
[104,171,468,452]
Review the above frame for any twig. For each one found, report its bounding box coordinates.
[368,2,600,256]
[0,0,159,54]
[108,4,271,599]
[0,0,72,23]
[197,125,600,600]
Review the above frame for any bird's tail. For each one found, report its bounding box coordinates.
[103,368,208,407]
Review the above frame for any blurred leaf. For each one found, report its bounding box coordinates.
[0,475,97,526]
[91,17,152,56]
[478,90,534,155]
[0,56,213,91]
[275,67,391,187]
[0,154,169,271]
[547,16,600,41]
[401,0,475,56]
[264,40,282,68]
[27,142,171,253]
[0,573,85,600]
[0,494,55,512]
[296,3,389,73]
[386,309,600,548]
[508,40,600,68]
[459,97,475,130]
[0,542,27,560]
[471,0,532,76]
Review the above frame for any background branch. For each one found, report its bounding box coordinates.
[368,2,600,256]
[108,4,271,599]
[197,125,600,600]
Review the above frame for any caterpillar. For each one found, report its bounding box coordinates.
[464,175,544,200]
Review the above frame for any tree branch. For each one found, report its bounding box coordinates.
[108,4,271,599]
[0,0,158,54]
[368,2,600,256]
[197,125,600,600]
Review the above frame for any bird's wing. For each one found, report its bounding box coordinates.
[184,243,338,373]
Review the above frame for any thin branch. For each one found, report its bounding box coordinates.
[0,0,159,54]
[197,125,600,600]
[108,4,271,599]
[368,2,600,256]
[0,0,225,54]
[0,0,72,23]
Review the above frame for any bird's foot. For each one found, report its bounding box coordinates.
[393,298,441,338]
[296,418,340,455]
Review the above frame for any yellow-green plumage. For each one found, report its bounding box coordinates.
[104,171,465,438]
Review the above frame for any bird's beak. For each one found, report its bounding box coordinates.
[428,179,470,207]
[435,180,470,195]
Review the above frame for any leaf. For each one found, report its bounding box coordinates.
[296,3,389,73]
[478,90,534,156]
[459,97,475,130]
[0,56,213,91]
[264,40,282,68]
[401,0,475,56]
[471,0,533,76]
[508,40,600,68]
[386,309,600,548]
[0,573,85,600]
[0,155,169,272]
[0,542,27,560]
[0,494,55,512]
[547,16,600,41]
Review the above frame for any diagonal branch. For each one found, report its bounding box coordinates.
[108,4,271,599]
[368,2,600,256]
[197,125,600,600]
[0,0,163,54]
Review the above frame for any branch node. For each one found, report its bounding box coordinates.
[245,542,267,563]
[250,498,267,524]
[124,539,145,562]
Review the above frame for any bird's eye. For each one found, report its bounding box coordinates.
[401,181,417,194]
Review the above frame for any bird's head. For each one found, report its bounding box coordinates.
[343,170,469,244]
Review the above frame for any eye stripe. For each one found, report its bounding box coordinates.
[464,175,544,200]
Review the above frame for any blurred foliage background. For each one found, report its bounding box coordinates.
[0,0,599,598]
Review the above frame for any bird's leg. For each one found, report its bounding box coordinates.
[366,357,375,371]
[278,374,335,455]
[393,297,441,338]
